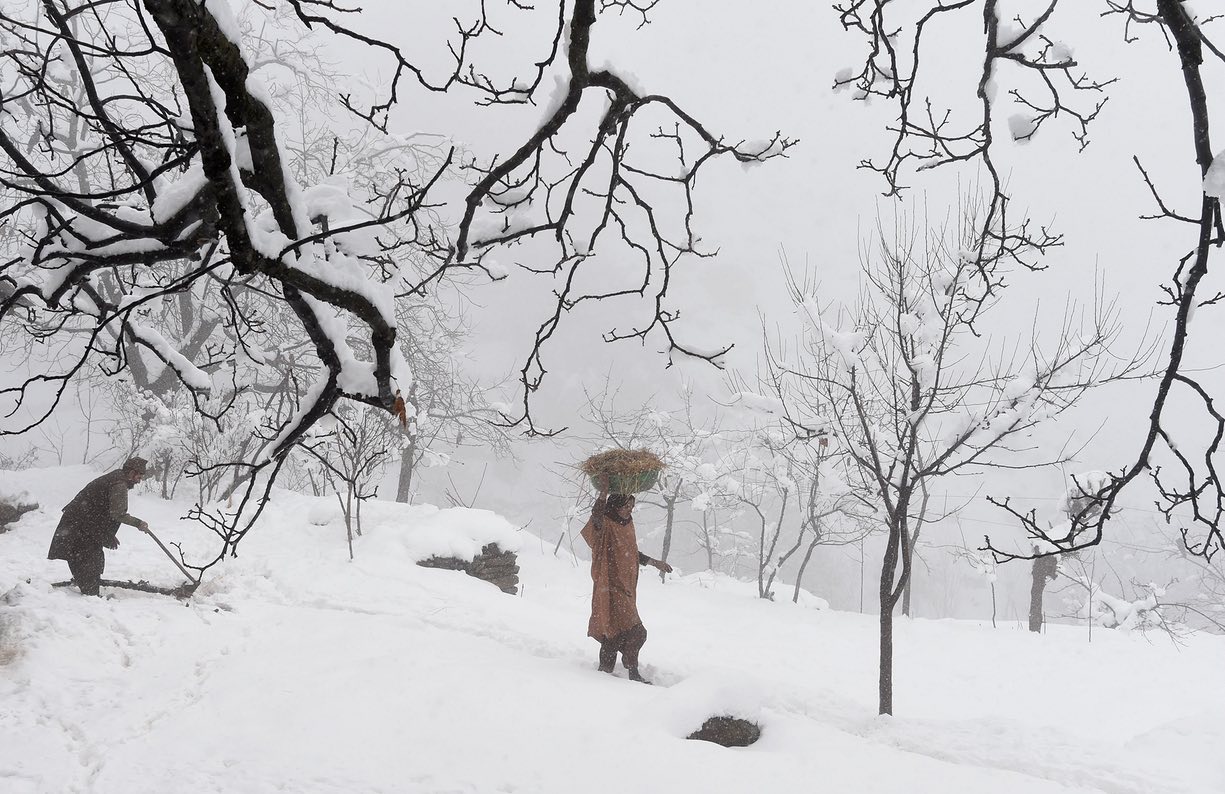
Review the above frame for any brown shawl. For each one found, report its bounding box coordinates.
[580,498,642,641]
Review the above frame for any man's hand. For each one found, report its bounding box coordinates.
[104,536,120,549]
[137,520,151,534]
[652,559,673,574]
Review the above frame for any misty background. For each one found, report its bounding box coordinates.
[2,0,1220,628]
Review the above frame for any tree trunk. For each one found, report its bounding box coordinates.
[879,602,894,716]
[1029,555,1056,632]
[659,494,676,582]
[901,525,921,616]
[879,529,899,716]
[878,510,909,716]
[341,487,354,561]
[792,535,820,603]
[757,512,767,598]
[702,511,715,570]
[859,537,865,613]
[758,495,789,599]
[769,520,809,598]
[158,451,173,500]
[395,436,417,503]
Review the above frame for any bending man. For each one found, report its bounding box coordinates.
[48,457,151,596]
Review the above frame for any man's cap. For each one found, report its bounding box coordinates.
[122,456,148,474]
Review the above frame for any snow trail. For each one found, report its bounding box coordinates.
[1,467,1222,793]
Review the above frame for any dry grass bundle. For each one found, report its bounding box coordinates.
[580,448,665,494]
[580,448,664,476]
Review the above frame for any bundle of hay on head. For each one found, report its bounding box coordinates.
[581,449,665,495]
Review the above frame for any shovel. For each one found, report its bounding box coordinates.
[143,525,200,595]
[51,527,199,599]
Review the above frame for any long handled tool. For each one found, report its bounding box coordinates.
[54,528,200,599]
[144,526,199,593]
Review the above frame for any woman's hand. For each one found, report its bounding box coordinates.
[651,559,673,574]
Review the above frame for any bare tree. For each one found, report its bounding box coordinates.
[722,434,792,600]
[935,540,1000,628]
[784,444,878,605]
[1049,550,1173,639]
[767,204,1141,714]
[1140,529,1225,633]
[299,402,392,560]
[0,0,790,577]
[690,506,735,572]
[580,378,724,576]
[1021,470,1111,632]
[835,1,1225,567]
[733,360,884,602]
[392,299,513,504]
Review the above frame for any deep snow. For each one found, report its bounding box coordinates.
[1,467,1222,793]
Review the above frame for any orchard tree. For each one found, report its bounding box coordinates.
[299,402,392,560]
[734,356,886,604]
[391,298,514,504]
[780,440,877,605]
[716,430,793,599]
[581,379,726,575]
[768,205,1143,714]
[1019,470,1111,632]
[0,0,790,575]
[835,0,1225,564]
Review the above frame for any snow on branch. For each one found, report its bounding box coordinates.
[0,0,785,569]
[834,0,1225,565]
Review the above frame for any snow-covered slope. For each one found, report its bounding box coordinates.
[1,467,1222,793]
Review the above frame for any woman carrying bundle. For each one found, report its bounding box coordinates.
[580,487,672,683]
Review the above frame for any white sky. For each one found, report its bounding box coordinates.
[314,0,1225,522]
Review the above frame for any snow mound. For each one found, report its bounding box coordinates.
[1,467,1223,794]
[652,669,768,741]
[360,504,522,562]
[269,490,522,562]
[676,569,829,610]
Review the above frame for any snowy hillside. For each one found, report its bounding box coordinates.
[2,467,1223,794]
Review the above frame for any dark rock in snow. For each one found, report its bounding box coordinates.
[686,716,762,747]
[416,555,468,572]
[418,543,519,594]
[0,499,37,533]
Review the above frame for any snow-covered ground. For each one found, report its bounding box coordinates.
[2,467,1222,794]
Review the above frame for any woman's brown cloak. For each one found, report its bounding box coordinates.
[580,499,642,641]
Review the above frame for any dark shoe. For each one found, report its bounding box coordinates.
[627,668,652,685]
[598,643,617,674]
